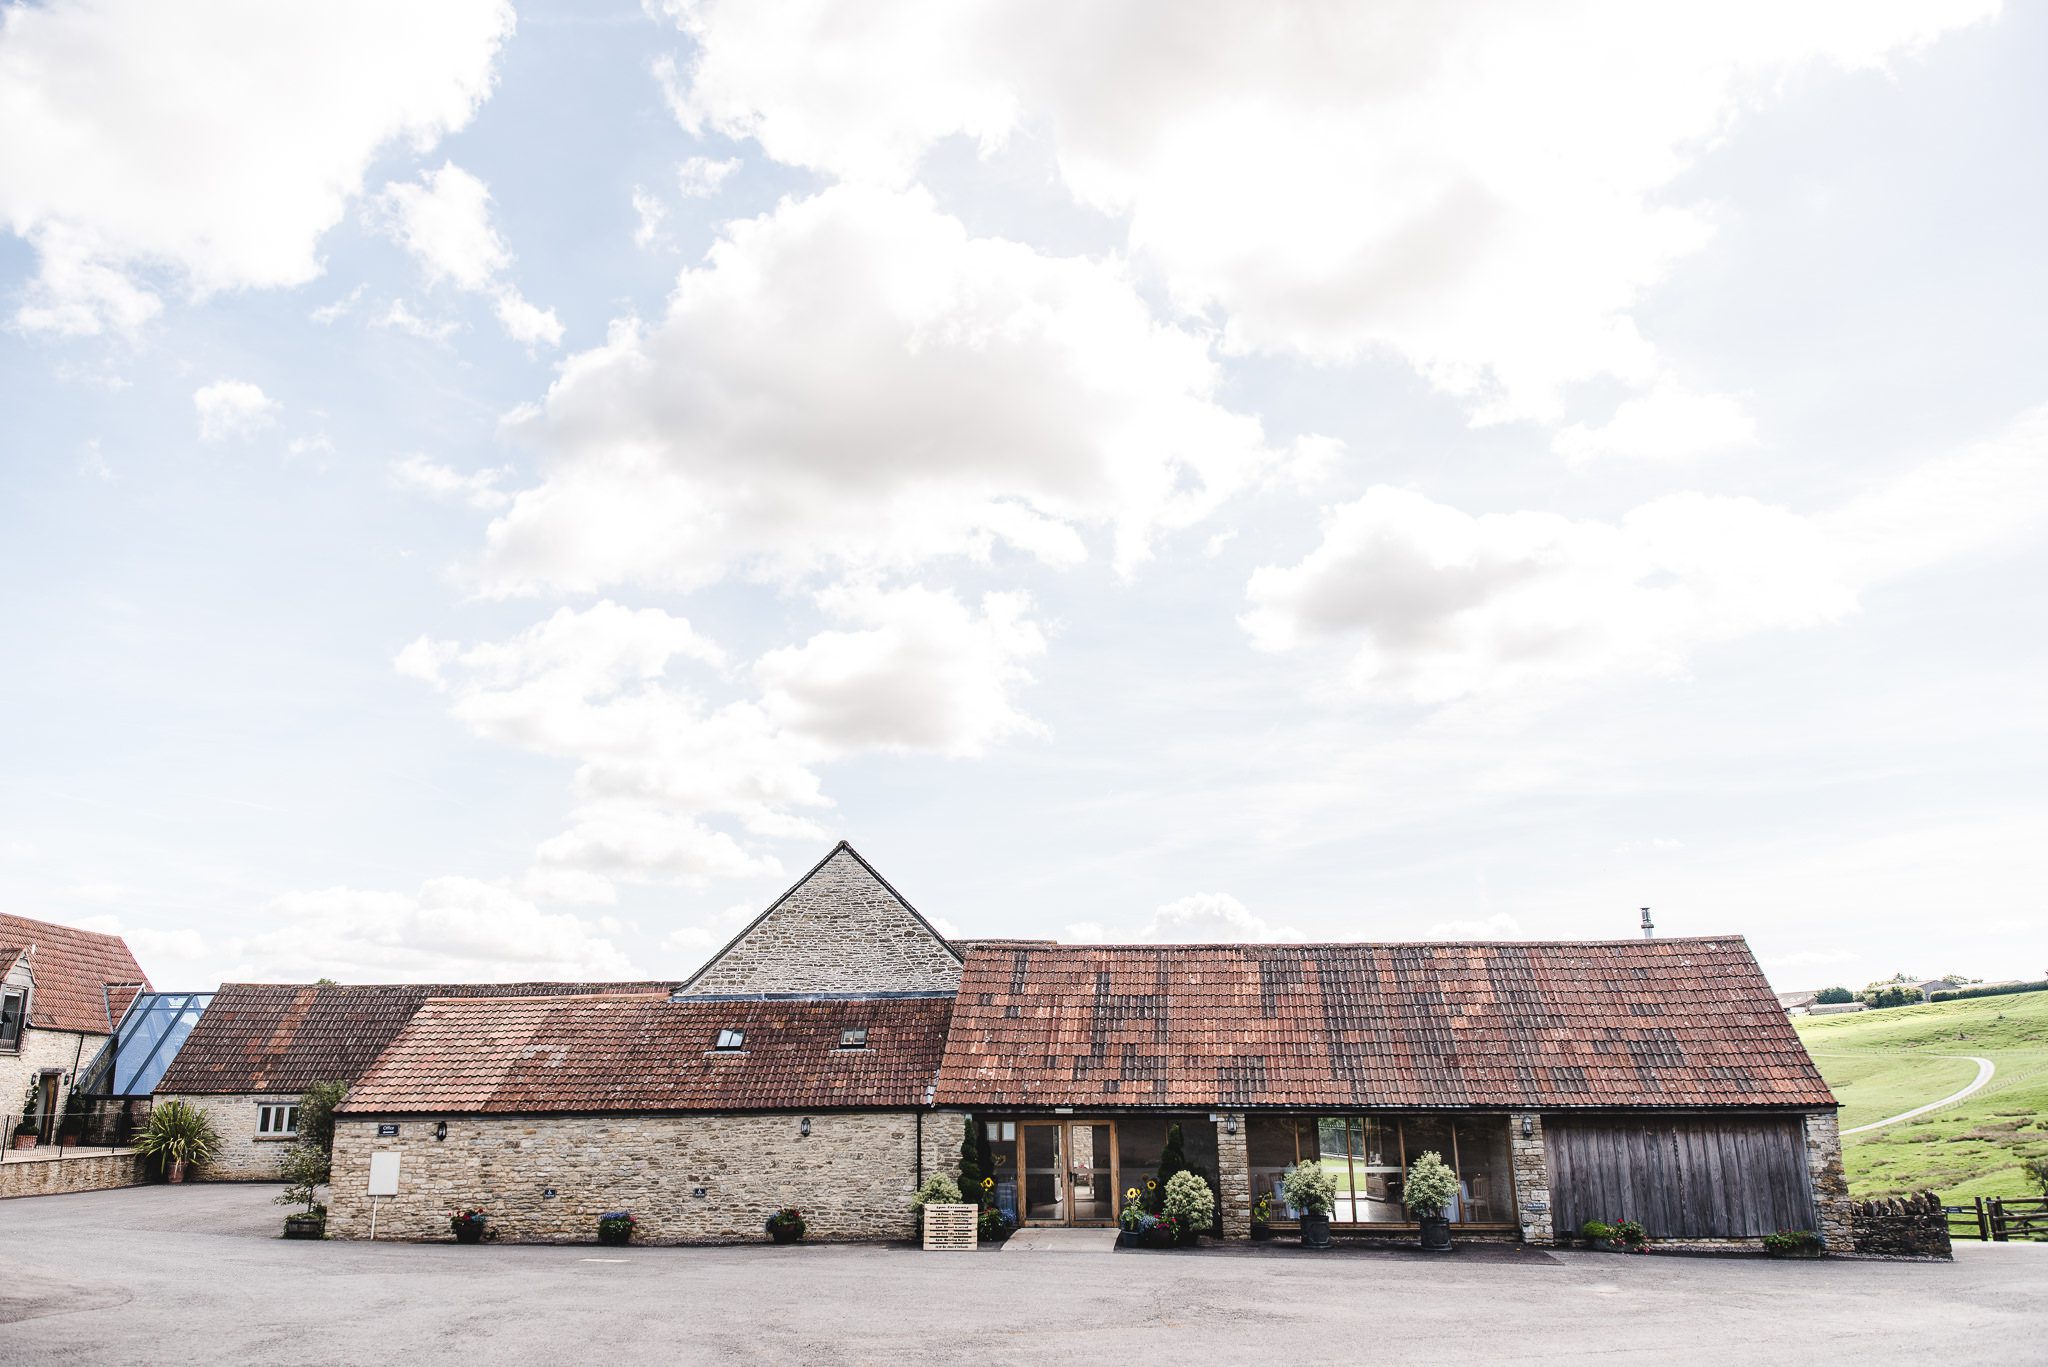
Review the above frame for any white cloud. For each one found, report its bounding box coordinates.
[1245,404,2048,702]
[677,154,742,197]
[1066,891,1301,944]
[756,583,1046,756]
[1552,382,1757,464]
[375,299,461,343]
[193,380,280,441]
[310,284,366,323]
[1428,911,1524,939]
[236,877,637,982]
[390,455,513,511]
[660,0,1994,423]
[631,186,668,249]
[0,0,514,334]
[372,162,561,346]
[482,184,1321,595]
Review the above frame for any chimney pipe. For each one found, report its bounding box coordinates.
[1640,907,1654,940]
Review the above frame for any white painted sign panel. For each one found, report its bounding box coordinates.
[367,1152,401,1197]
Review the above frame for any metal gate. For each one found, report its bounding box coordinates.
[1547,1116,1816,1238]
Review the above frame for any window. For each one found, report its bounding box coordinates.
[838,1028,868,1049]
[0,988,24,1050]
[257,1103,298,1137]
[713,1028,745,1051]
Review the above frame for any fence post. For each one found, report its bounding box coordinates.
[1975,1196,1989,1242]
[1990,1198,2007,1242]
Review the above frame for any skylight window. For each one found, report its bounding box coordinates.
[714,1028,745,1051]
[839,1028,868,1050]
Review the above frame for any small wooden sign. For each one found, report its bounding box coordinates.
[922,1203,978,1252]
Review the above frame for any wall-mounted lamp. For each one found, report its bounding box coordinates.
[1521,1116,1534,1139]
[1225,1115,1238,1136]
[435,1120,448,1142]
[800,1117,811,1138]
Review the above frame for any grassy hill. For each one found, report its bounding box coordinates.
[1795,991,2048,1201]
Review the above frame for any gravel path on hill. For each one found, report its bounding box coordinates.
[1841,1055,1996,1135]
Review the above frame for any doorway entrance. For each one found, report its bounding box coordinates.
[1019,1120,1119,1226]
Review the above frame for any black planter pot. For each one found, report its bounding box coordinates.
[769,1225,804,1244]
[597,1226,632,1247]
[1116,1229,1143,1248]
[1250,1222,1274,1242]
[1300,1211,1332,1249]
[1418,1215,1452,1252]
[452,1220,486,1245]
[282,1214,326,1240]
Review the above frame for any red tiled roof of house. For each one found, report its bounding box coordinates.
[934,937,1835,1111]
[338,993,955,1114]
[155,980,680,1096]
[0,913,150,1034]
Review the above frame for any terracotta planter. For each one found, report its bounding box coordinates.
[11,1133,36,1151]
[167,1159,187,1184]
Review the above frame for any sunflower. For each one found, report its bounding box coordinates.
[1125,1187,1139,1201]
[1145,1179,1157,1191]
[982,1177,994,1190]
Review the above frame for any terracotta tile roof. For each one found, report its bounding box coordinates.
[0,913,150,1034]
[935,937,1835,1111]
[338,993,954,1115]
[155,980,678,1096]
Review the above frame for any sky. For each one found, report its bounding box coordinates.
[1,1,2043,995]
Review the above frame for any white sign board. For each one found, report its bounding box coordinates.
[367,1152,401,1197]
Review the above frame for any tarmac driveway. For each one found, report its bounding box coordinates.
[1,1184,2038,1365]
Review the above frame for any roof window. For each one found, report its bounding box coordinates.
[713,1028,745,1051]
[838,1027,868,1050]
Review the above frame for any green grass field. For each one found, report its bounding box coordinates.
[1795,991,2048,1201]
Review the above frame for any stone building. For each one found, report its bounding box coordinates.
[0,913,149,1144]
[324,841,1851,1250]
[155,979,673,1178]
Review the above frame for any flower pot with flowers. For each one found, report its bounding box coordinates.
[1761,1229,1822,1259]
[597,1211,637,1246]
[1283,1160,1337,1249]
[448,1209,489,1244]
[1403,1150,1459,1253]
[1162,1171,1215,1247]
[766,1206,806,1244]
[1250,1191,1275,1241]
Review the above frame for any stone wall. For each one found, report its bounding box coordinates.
[681,848,962,996]
[1214,1111,1251,1238]
[158,1093,296,1181]
[1849,1191,1952,1259]
[327,1111,928,1243]
[0,1150,144,1199]
[1511,1111,1554,1245]
[1803,1110,1854,1252]
[0,1027,99,1140]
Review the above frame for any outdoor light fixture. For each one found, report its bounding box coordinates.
[436,1121,448,1142]
[1521,1116,1533,1139]
[1226,1115,1238,1136]
[800,1117,811,1138]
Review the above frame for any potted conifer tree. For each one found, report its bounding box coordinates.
[1283,1160,1336,1249]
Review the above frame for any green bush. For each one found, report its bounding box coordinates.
[1403,1151,1459,1218]
[273,1141,330,1216]
[1282,1160,1335,1217]
[912,1173,962,1212]
[1761,1229,1821,1253]
[1581,1219,1614,1240]
[1162,1171,1215,1230]
[1929,980,2048,1004]
[295,1081,347,1155]
[957,1117,981,1205]
[1151,1123,1188,1212]
[134,1100,222,1173]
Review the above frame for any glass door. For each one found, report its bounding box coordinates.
[1021,1123,1065,1225]
[1068,1122,1117,1224]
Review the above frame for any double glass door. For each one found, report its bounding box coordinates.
[1019,1120,1118,1226]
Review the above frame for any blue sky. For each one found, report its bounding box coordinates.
[1,1,2043,992]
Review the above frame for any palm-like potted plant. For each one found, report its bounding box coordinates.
[1404,1150,1459,1252]
[1283,1160,1337,1249]
[133,1099,222,1183]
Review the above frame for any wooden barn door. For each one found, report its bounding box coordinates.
[1546,1116,1816,1239]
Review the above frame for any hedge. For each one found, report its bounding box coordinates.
[1928,980,2048,1003]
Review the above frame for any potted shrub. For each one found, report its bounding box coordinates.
[597,1211,637,1246]
[1611,1218,1648,1254]
[766,1206,806,1244]
[1143,1213,1181,1250]
[1117,1187,1147,1248]
[911,1173,961,1238]
[1580,1219,1616,1251]
[976,1204,1013,1245]
[1283,1160,1336,1249]
[448,1209,489,1244]
[10,1120,36,1151]
[132,1099,221,1182]
[275,1140,330,1239]
[1762,1229,1823,1259]
[1250,1191,1275,1241]
[1162,1170,1215,1247]
[1404,1150,1459,1253]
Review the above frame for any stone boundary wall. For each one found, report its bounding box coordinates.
[1849,1191,1952,1259]
[159,1093,296,1181]
[0,1151,144,1199]
[328,1111,927,1244]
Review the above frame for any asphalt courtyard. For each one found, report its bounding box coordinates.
[1,1185,2039,1366]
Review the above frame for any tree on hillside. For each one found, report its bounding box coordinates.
[1815,987,1854,1004]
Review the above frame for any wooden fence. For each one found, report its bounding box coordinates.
[1943,1196,2048,1241]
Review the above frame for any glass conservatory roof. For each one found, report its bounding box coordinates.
[74,991,215,1098]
